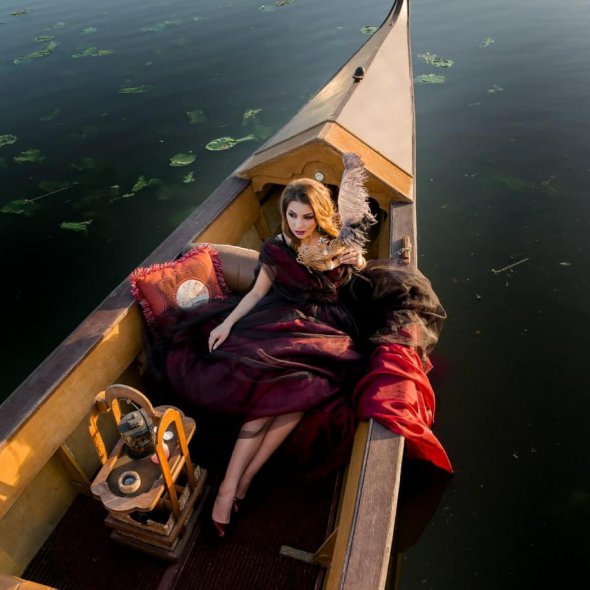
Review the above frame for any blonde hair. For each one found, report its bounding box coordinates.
[279,179,340,250]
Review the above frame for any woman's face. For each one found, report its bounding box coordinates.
[286,200,317,241]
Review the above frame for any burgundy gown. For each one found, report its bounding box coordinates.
[164,236,362,469]
[163,236,450,473]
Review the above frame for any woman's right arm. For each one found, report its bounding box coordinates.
[208,266,273,351]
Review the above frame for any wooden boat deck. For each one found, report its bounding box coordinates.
[23,439,338,590]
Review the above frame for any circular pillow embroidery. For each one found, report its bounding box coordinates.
[175,278,210,309]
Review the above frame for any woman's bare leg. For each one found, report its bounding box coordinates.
[212,417,271,524]
[236,411,303,500]
[213,411,304,524]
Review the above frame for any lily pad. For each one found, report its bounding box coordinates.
[60,220,93,233]
[46,22,66,30]
[187,109,206,124]
[72,46,113,58]
[183,171,195,183]
[0,134,17,148]
[141,20,181,32]
[480,37,495,48]
[170,153,196,167]
[34,35,55,43]
[260,1,294,10]
[418,52,454,68]
[360,26,378,35]
[1,199,39,216]
[14,149,45,163]
[11,10,32,17]
[242,108,261,126]
[487,84,503,94]
[131,175,160,192]
[414,73,446,84]
[81,26,97,35]
[118,84,154,94]
[205,134,257,151]
[14,40,59,64]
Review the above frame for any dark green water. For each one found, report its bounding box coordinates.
[1,0,588,587]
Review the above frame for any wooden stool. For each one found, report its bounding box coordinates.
[89,384,207,561]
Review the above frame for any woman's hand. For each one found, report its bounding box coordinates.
[339,248,366,271]
[209,321,231,352]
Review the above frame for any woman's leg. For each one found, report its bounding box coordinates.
[212,417,272,524]
[212,411,303,524]
[236,411,303,500]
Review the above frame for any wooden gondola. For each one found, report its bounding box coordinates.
[0,1,420,588]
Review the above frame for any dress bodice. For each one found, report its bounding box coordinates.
[259,236,353,306]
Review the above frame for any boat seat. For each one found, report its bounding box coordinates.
[197,242,259,294]
[0,576,57,590]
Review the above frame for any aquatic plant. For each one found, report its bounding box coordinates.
[72,47,113,58]
[183,171,195,183]
[14,40,59,64]
[14,149,45,163]
[0,134,17,148]
[118,85,154,94]
[170,153,196,167]
[360,26,378,35]
[205,135,257,151]
[60,220,93,233]
[260,1,295,10]
[414,73,446,85]
[141,20,182,32]
[242,108,261,126]
[81,27,97,35]
[1,199,39,216]
[131,176,160,193]
[480,37,495,48]
[487,84,503,94]
[418,52,454,68]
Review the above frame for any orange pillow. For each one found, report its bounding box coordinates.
[129,244,230,326]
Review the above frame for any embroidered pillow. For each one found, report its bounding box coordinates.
[129,244,229,326]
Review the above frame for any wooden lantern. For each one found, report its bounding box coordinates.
[89,384,207,561]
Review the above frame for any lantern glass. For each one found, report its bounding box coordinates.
[119,409,155,459]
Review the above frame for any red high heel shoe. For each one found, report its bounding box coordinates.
[212,518,228,538]
[211,494,238,538]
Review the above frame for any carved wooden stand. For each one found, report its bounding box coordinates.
[89,384,207,561]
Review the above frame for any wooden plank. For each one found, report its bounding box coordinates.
[0,306,144,521]
[337,422,404,590]
[324,422,370,590]
[389,201,417,268]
